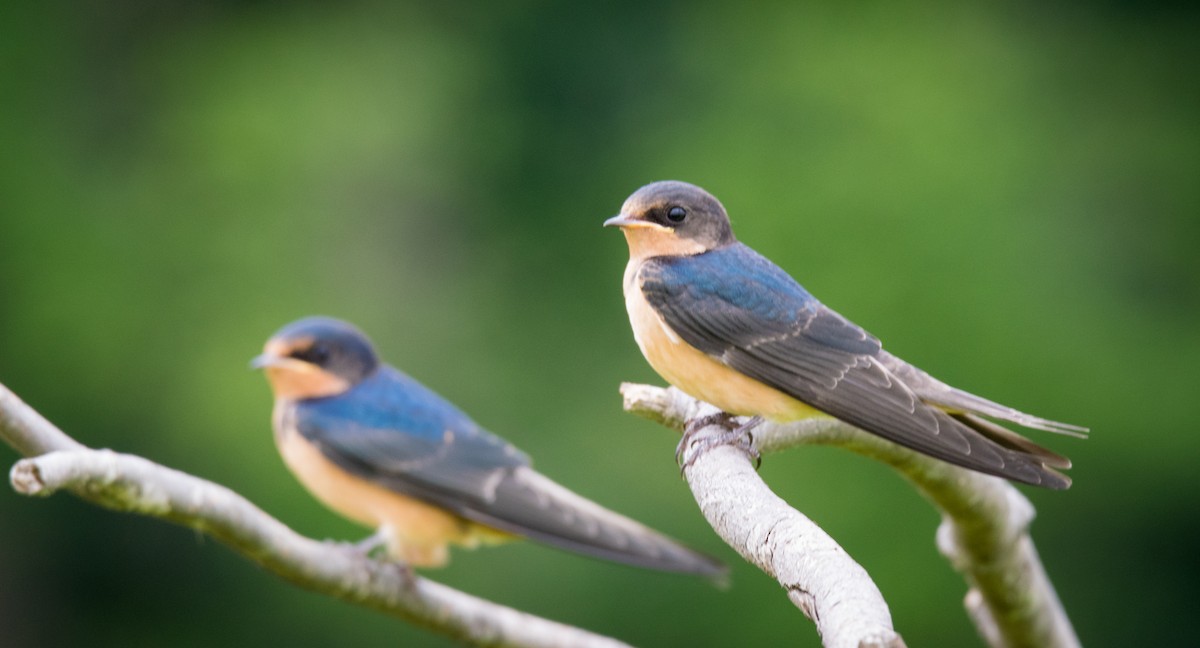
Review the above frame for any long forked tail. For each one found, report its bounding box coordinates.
[948,412,1072,489]
[461,467,727,582]
[878,351,1089,439]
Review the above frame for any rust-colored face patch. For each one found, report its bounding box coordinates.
[619,224,708,261]
[255,336,349,399]
[607,194,709,261]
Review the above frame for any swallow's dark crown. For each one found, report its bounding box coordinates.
[268,316,380,385]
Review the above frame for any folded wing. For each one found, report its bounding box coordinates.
[640,244,1074,489]
[296,367,725,576]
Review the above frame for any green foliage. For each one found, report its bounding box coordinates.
[1,2,1196,646]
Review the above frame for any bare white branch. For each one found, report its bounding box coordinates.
[620,383,1079,648]
[625,384,904,648]
[1,382,628,648]
[0,383,86,456]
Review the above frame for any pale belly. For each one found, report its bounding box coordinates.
[623,265,823,422]
[274,407,510,566]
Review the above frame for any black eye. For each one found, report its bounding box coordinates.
[292,342,330,366]
[666,206,687,223]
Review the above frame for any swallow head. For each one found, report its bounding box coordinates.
[604,180,735,259]
[252,317,380,400]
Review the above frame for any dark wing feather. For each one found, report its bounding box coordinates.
[294,366,528,501]
[640,245,1070,488]
[295,367,724,576]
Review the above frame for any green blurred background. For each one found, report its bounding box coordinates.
[2,2,1196,646]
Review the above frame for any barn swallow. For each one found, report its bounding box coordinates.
[605,180,1086,489]
[253,316,724,577]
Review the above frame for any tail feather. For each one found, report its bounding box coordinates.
[461,467,728,581]
[877,350,1089,438]
[932,388,1089,438]
[952,413,1072,469]
[892,407,1073,489]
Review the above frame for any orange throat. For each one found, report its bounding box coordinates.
[262,361,351,400]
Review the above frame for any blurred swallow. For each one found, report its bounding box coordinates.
[253,316,724,576]
[605,180,1086,489]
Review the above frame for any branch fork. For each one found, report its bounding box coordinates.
[620,382,1078,648]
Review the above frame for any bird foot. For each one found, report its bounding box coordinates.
[354,529,391,556]
[323,529,389,558]
[323,533,417,585]
[676,413,762,473]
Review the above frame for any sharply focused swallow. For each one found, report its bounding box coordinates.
[253,317,724,576]
[605,180,1086,489]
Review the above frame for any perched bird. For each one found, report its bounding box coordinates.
[253,316,724,577]
[605,180,1085,489]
